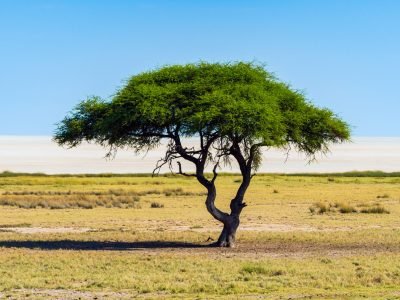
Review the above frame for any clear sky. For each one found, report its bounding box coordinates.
[0,0,399,136]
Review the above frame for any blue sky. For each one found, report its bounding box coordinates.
[0,0,399,136]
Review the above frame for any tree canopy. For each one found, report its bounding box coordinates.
[55,62,350,247]
[56,62,349,169]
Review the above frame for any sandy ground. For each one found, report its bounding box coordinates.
[171,223,385,232]
[0,289,134,300]
[0,289,268,299]
[0,238,398,259]
[4,287,400,300]
[0,227,91,234]
[0,224,385,234]
[1,225,399,258]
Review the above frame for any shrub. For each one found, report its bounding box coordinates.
[377,194,390,199]
[335,202,357,214]
[151,202,164,208]
[77,201,94,209]
[360,206,390,214]
[310,201,359,214]
[309,202,329,214]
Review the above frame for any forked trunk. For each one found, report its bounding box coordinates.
[196,146,251,248]
[203,184,243,248]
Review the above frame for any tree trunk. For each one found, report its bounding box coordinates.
[202,183,242,248]
[173,135,255,248]
[199,173,249,248]
[194,149,251,248]
[216,215,240,248]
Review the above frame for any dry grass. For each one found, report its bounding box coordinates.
[0,193,141,209]
[0,188,204,209]
[334,202,357,213]
[309,201,389,215]
[0,173,400,298]
[360,205,390,214]
[309,201,329,214]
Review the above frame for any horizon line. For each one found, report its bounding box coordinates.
[1,135,400,139]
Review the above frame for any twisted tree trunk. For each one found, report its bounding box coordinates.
[214,193,248,247]
[200,165,251,248]
[176,137,254,248]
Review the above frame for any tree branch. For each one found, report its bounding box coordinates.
[176,161,196,177]
[172,135,200,166]
[211,161,219,184]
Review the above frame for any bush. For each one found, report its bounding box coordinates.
[361,206,390,214]
[377,194,390,199]
[309,202,329,214]
[310,201,358,214]
[310,201,390,215]
[335,202,357,214]
[151,202,164,208]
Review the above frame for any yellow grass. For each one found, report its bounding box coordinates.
[1,174,400,298]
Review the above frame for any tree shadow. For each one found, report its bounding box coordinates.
[0,240,208,251]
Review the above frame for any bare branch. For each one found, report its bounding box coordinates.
[152,140,180,176]
[211,161,219,184]
[173,135,200,166]
[176,161,196,177]
[153,151,180,176]
[284,144,292,163]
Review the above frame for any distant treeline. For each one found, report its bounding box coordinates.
[0,170,400,178]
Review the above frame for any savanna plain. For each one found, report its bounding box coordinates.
[1,172,400,299]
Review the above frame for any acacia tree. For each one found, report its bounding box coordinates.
[54,62,350,247]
